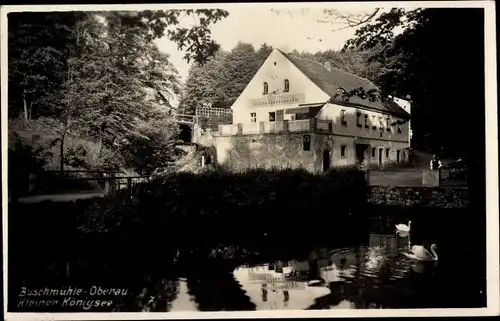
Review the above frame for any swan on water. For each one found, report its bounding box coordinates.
[403,244,438,261]
[395,221,411,233]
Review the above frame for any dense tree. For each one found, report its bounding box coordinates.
[8,10,228,121]
[343,8,485,158]
[120,114,183,176]
[8,9,229,175]
[180,50,230,114]
[7,11,88,120]
[219,42,261,106]
[99,9,229,65]
[256,43,274,65]
[180,42,261,114]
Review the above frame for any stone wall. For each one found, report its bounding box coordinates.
[368,185,469,209]
[215,130,411,173]
[214,133,316,172]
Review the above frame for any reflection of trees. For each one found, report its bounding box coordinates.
[132,277,180,312]
[12,255,182,312]
[81,258,181,312]
[185,271,256,311]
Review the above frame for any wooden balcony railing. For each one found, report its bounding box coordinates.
[217,119,333,136]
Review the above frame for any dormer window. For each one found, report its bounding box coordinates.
[263,82,268,95]
[284,79,289,92]
[340,110,347,126]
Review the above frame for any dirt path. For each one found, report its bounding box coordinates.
[15,190,106,203]
[368,170,423,186]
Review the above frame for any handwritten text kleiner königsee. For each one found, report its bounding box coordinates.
[18,286,129,310]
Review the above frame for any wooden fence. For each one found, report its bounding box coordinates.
[11,170,153,202]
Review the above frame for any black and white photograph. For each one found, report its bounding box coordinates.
[2,2,499,319]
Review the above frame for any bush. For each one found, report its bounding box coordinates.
[9,167,370,287]
[10,167,367,271]
[77,167,368,256]
[8,125,52,197]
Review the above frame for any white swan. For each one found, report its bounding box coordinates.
[403,244,438,261]
[395,221,411,233]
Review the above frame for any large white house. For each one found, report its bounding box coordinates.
[214,48,411,172]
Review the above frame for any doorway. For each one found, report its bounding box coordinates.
[323,149,331,172]
[396,150,401,164]
[355,144,370,168]
[179,124,192,143]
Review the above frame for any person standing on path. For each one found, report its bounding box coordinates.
[430,154,443,170]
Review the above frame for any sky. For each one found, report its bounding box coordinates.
[154,7,385,83]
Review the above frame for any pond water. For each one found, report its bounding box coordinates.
[131,233,484,312]
[230,234,485,310]
[10,233,486,312]
[9,209,486,312]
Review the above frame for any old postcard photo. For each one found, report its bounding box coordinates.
[2,1,499,319]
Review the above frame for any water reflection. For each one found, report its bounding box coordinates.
[233,233,483,310]
[185,270,256,311]
[11,232,485,312]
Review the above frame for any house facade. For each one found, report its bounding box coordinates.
[213,49,411,173]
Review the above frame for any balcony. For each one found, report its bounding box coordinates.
[217,119,332,136]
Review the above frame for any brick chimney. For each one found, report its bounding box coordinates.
[324,61,331,72]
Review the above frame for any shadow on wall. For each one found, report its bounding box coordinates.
[220,133,316,172]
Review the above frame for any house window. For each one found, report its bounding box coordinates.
[371,147,376,157]
[398,124,402,134]
[263,82,268,94]
[269,111,276,122]
[379,116,383,130]
[386,117,391,131]
[303,134,311,151]
[340,110,347,126]
[250,113,256,123]
[290,114,296,121]
[365,114,369,128]
[372,115,377,129]
[296,113,308,120]
[356,112,362,128]
[284,79,290,92]
[386,148,390,158]
[341,145,347,157]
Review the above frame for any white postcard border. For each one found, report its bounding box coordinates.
[2,1,498,319]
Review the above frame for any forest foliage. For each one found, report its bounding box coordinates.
[8,10,228,182]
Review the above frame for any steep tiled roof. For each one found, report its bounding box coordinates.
[278,49,410,119]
